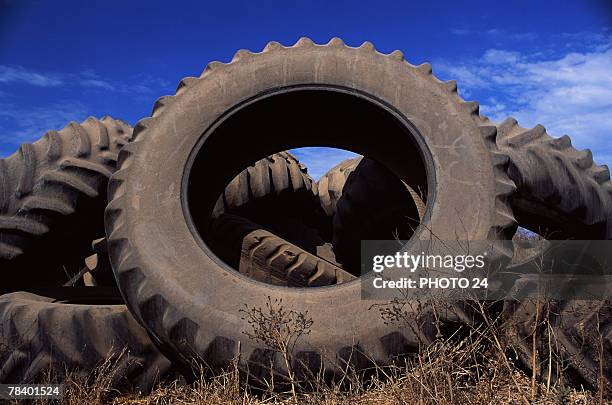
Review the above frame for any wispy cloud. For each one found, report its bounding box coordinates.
[450,28,471,36]
[0,65,169,95]
[450,28,538,41]
[486,29,538,41]
[80,78,117,91]
[435,38,612,166]
[0,65,63,87]
[290,147,360,180]
[77,70,170,94]
[0,102,89,155]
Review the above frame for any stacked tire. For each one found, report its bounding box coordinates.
[0,37,609,397]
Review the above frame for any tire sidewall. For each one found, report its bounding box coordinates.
[111,42,497,364]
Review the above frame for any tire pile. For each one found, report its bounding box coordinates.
[0,38,610,395]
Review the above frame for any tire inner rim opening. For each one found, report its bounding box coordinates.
[183,86,435,285]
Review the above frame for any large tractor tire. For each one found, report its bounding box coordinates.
[502,298,611,393]
[209,214,355,286]
[213,151,318,217]
[213,150,330,250]
[105,38,516,379]
[0,291,172,392]
[75,151,326,288]
[0,117,131,291]
[330,157,426,272]
[318,156,427,220]
[486,115,612,392]
[495,118,612,239]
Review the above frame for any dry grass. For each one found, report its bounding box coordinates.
[8,282,608,404]
[17,357,597,405]
[16,334,601,405]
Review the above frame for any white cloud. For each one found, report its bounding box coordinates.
[80,78,117,91]
[436,43,612,167]
[0,67,170,156]
[290,147,360,180]
[482,49,521,65]
[0,65,63,87]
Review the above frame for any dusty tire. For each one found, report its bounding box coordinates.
[318,156,427,221]
[330,157,427,272]
[0,117,132,291]
[317,157,361,216]
[213,151,318,217]
[331,158,421,272]
[213,150,330,248]
[493,117,612,390]
[495,118,612,239]
[209,214,355,286]
[502,298,611,392]
[105,38,516,378]
[0,291,172,392]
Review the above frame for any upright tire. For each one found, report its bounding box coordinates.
[213,151,318,217]
[105,38,516,378]
[318,156,426,219]
[495,118,612,239]
[331,157,423,272]
[212,150,330,250]
[0,117,132,291]
[0,292,172,392]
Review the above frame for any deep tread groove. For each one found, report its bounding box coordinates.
[0,292,173,390]
[16,144,36,197]
[213,151,318,217]
[209,214,355,286]
[495,117,612,238]
[0,117,132,289]
[96,120,110,151]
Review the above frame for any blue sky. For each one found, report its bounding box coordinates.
[1,0,611,178]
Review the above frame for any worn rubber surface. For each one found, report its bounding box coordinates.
[494,118,612,239]
[209,214,355,286]
[492,117,612,390]
[213,150,330,246]
[0,292,172,392]
[0,117,131,291]
[318,156,426,220]
[332,157,422,272]
[502,297,611,392]
[105,38,517,378]
[213,151,318,217]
